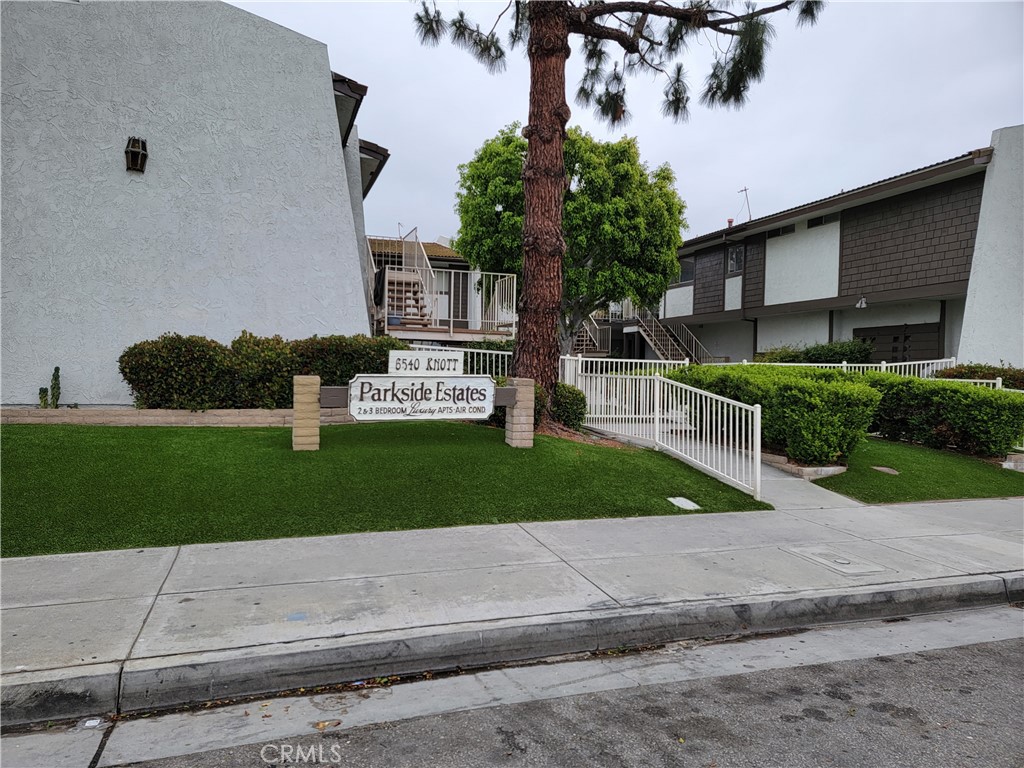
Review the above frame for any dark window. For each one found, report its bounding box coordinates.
[853,323,941,363]
[765,224,796,239]
[807,212,841,229]
[678,256,695,284]
[727,245,744,274]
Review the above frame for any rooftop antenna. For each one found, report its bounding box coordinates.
[738,187,752,221]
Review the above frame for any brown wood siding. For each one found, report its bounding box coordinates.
[693,247,725,315]
[840,175,982,298]
[742,234,766,309]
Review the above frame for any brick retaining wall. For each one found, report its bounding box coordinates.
[0,408,353,426]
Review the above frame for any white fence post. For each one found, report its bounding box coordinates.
[653,373,662,448]
[881,361,887,372]
[842,361,848,373]
[997,377,1004,390]
[753,404,762,501]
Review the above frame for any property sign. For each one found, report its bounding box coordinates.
[348,374,494,421]
[388,350,464,375]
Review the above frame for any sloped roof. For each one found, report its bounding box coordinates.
[368,237,465,261]
[680,145,993,254]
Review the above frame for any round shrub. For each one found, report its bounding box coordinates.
[551,383,587,431]
[118,334,234,409]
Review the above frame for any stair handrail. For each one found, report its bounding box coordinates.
[635,307,686,360]
[669,320,719,365]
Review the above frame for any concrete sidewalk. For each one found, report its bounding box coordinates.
[2,471,1022,725]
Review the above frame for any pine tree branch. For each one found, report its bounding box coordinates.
[570,19,643,54]
[580,1,795,30]
[488,0,515,38]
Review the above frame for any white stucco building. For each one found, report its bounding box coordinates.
[1,1,388,404]
[642,126,1024,366]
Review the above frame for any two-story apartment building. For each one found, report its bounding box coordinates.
[655,125,1022,367]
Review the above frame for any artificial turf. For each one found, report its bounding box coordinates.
[1,422,771,557]
[814,436,1024,504]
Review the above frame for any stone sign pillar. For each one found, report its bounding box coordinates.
[504,377,535,448]
[292,375,321,451]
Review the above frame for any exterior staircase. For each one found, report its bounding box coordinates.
[635,307,722,364]
[387,270,431,327]
[571,314,610,356]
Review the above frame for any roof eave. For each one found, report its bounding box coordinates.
[679,148,993,255]
[332,72,367,148]
[359,139,390,198]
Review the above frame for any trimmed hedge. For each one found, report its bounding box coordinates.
[291,334,407,387]
[935,363,1024,390]
[857,372,1024,457]
[119,332,407,409]
[674,365,1024,459]
[231,331,297,408]
[551,383,587,431]
[666,366,880,465]
[755,339,874,364]
[118,334,234,410]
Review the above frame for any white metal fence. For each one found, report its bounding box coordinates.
[560,355,690,383]
[575,372,761,499]
[705,357,958,378]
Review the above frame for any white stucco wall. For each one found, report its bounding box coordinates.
[757,312,830,352]
[345,125,374,330]
[763,221,840,306]
[832,301,941,341]
[663,285,694,318]
[958,125,1024,366]
[724,276,743,311]
[1,1,370,404]
[691,321,754,363]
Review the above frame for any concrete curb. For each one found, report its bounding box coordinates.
[2,573,1016,726]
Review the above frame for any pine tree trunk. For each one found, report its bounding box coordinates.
[512,1,571,398]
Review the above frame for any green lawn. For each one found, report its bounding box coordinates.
[1,423,770,557]
[814,437,1024,504]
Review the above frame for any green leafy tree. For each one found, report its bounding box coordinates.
[415,0,823,394]
[455,124,686,352]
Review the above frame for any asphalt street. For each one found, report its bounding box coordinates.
[128,636,1024,768]
[5,606,1021,768]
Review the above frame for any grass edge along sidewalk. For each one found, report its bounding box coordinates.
[1,422,771,558]
[814,436,1024,504]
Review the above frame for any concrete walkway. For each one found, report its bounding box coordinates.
[2,486,1021,725]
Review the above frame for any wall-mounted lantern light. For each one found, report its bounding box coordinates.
[125,137,148,173]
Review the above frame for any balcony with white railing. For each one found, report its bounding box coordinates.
[368,230,517,342]
[377,264,517,342]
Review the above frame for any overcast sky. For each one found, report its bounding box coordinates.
[233,1,1023,242]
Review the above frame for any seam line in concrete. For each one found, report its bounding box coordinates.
[883,496,1024,507]
[776,509,878,544]
[513,523,624,609]
[868,527,1024,542]
[121,546,182,706]
[1,594,173,611]
[153,559,566,597]
[548,537,865,564]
